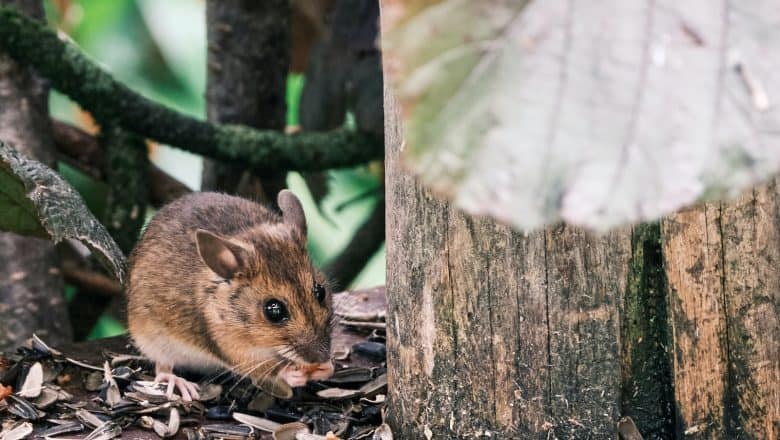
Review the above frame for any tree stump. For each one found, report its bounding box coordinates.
[384,82,779,439]
[385,87,648,438]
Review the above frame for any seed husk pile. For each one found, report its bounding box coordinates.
[0,290,391,440]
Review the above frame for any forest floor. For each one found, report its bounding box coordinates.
[0,287,388,440]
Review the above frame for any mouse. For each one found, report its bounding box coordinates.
[126,190,334,401]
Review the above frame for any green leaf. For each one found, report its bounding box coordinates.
[384,0,780,230]
[0,142,127,283]
[87,315,126,340]
[0,160,44,236]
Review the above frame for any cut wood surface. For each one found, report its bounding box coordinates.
[385,84,649,438]
[545,226,631,437]
[385,67,778,439]
[721,183,780,440]
[663,181,780,439]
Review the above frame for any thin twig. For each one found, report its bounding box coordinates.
[61,258,123,298]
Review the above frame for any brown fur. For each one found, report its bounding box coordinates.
[126,191,332,381]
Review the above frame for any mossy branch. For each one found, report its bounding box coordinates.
[52,119,192,206]
[101,125,149,254]
[0,7,383,173]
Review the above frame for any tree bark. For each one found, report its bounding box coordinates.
[202,0,290,201]
[298,0,384,287]
[0,0,71,350]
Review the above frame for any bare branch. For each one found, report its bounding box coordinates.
[61,256,122,298]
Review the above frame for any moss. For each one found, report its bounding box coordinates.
[0,7,382,173]
[721,285,764,438]
[101,125,148,254]
[622,223,675,439]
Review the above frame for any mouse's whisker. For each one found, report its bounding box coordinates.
[233,356,275,379]
[233,358,285,394]
[253,357,290,391]
[200,369,232,386]
[226,346,279,377]
[200,357,262,385]
[273,347,293,361]
[221,345,298,396]
[201,353,274,389]
[201,358,257,384]
[276,348,293,359]
[274,345,305,365]
[242,357,286,380]
[256,352,293,383]
[227,355,281,396]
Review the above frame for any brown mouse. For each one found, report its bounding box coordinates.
[126,190,334,401]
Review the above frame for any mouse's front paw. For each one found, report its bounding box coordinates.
[154,372,201,402]
[278,365,308,388]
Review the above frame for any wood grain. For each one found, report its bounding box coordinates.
[385,83,636,437]
[663,182,780,439]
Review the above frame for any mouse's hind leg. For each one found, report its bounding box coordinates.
[154,363,200,401]
[131,331,221,402]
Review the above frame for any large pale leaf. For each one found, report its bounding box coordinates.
[382,0,780,230]
[0,143,127,283]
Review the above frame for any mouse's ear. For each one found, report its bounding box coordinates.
[195,229,250,279]
[277,190,307,237]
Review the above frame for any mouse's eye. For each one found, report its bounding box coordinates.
[264,299,289,324]
[313,283,326,304]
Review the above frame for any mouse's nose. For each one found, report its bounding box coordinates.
[297,341,331,364]
[310,348,332,364]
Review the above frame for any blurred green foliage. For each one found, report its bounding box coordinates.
[44,0,384,340]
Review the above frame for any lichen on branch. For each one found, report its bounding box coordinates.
[0,7,382,173]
